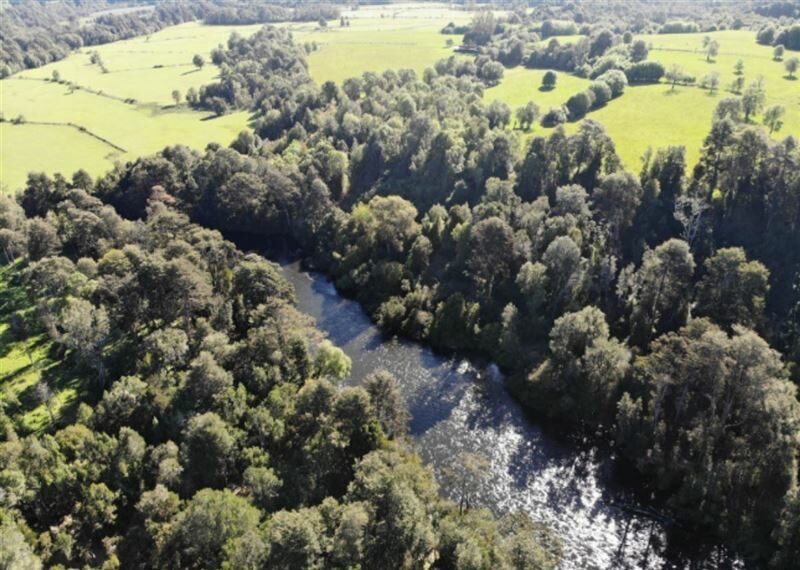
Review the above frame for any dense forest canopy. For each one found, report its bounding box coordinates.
[0,187,560,569]
[2,1,800,568]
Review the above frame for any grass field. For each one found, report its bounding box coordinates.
[1,21,261,193]
[288,3,480,84]
[484,66,591,112]
[0,263,84,434]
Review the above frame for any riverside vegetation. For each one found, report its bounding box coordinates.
[1,1,799,569]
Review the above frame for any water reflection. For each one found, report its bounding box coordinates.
[279,261,745,570]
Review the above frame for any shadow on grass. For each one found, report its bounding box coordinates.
[15,357,90,435]
[538,85,555,92]
[783,75,797,81]
[181,68,201,76]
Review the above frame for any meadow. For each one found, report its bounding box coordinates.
[287,3,480,84]
[0,21,261,192]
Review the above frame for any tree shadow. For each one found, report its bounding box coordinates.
[538,85,555,92]
[783,75,797,81]
[181,68,201,76]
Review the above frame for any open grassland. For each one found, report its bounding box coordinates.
[17,21,263,105]
[288,3,483,85]
[0,263,83,435]
[484,66,591,112]
[1,22,260,193]
[577,84,721,169]
[486,29,799,169]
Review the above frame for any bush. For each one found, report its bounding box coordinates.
[542,70,557,89]
[589,81,612,108]
[660,21,699,34]
[596,69,628,97]
[565,91,594,120]
[625,61,665,83]
[540,106,567,127]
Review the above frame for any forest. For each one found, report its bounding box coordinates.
[1,1,799,569]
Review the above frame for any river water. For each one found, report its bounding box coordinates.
[277,260,744,570]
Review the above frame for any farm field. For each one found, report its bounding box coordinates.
[1,21,261,193]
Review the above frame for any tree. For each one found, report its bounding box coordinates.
[763,104,785,134]
[514,101,539,131]
[58,298,110,389]
[26,218,60,260]
[184,351,233,409]
[565,90,593,120]
[314,340,352,380]
[527,306,630,423]
[734,59,744,75]
[592,171,643,245]
[701,71,720,94]
[441,452,490,514]
[167,489,261,570]
[0,519,43,570]
[774,44,785,60]
[171,89,181,105]
[617,320,800,552]
[703,36,719,62]
[694,247,770,330]
[243,466,281,510]
[467,216,515,297]
[619,239,695,347]
[365,370,408,437]
[356,195,420,257]
[630,40,648,62]
[742,79,766,121]
[51,70,60,82]
[264,509,324,569]
[181,412,236,491]
[541,70,557,89]
[785,56,799,78]
[192,54,205,69]
[665,64,686,90]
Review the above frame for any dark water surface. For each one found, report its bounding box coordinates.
[277,259,744,570]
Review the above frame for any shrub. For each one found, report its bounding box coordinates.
[540,106,567,127]
[596,69,628,97]
[625,61,665,83]
[589,81,612,108]
[565,91,594,120]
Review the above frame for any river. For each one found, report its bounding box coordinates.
[277,259,744,570]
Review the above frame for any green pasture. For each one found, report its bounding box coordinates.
[1,22,260,193]
[289,2,480,85]
[17,21,263,105]
[484,67,591,112]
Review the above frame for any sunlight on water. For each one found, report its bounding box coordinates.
[279,260,745,570]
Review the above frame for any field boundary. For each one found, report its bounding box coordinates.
[10,76,137,105]
[5,120,127,153]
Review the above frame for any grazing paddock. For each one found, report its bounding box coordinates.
[1,22,261,192]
